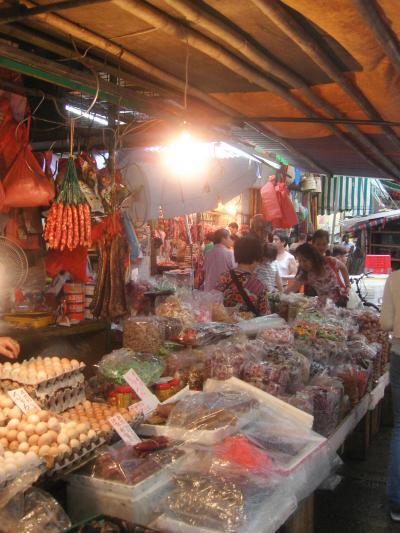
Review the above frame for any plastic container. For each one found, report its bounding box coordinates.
[67,468,175,526]
[365,254,391,274]
[68,312,84,322]
[67,303,84,313]
[66,293,85,303]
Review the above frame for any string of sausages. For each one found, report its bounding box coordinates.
[44,157,92,250]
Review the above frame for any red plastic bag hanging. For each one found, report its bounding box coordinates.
[275,181,298,229]
[2,144,55,209]
[260,175,283,222]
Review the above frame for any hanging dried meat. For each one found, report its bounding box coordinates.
[91,215,128,321]
[44,158,92,251]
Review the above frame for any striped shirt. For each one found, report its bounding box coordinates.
[256,261,278,292]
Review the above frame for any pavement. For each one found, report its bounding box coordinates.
[315,427,400,532]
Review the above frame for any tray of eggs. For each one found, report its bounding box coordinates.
[39,385,86,414]
[0,394,104,477]
[0,357,84,390]
[62,400,143,443]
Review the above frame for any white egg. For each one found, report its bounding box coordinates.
[4,451,13,460]
[37,371,47,381]
[38,445,50,457]
[27,414,40,425]
[7,419,19,430]
[18,442,29,453]
[78,433,87,443]
[0,428,7,439]
[87,429,96,440]
[56,433,69,445]
[57,444,71,455]
[16,432,27,443]
[76,422,90,434]
[70,359,80,369]
[24,424,35,437]
[35,422,47,435]
[8,407,22,420]
[29,445,39,454]
[66,421,77,429]
[38,433,53,447]
[0,397,12,409]
[47,418,60,431]
[69,438,80,449]
[37,411,49,422]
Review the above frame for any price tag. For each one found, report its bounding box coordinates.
[124,369,159,416]
[8,388,40,414]
[108,414,141,445]
[128,401,144,417]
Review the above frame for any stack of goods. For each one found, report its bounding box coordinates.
[62,400,141,441]
[64,283,85,323]
[357,311,390,371]
[0,357,85,412]
[84,283,95,320]
[0,392,102,473]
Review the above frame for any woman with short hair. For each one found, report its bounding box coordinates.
[217,237,270,316]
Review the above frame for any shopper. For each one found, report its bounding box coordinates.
[312,229,350,296]
[0,337,19,359]
[203,228,235,292]
[380,270,400,522]
[289,233,307,253]
[203,232,215,255]
[288,243,348,306]
[248,214,268,244]
[342,233,354,254]
[272,231,297,285]
[216,237,270,315]
[228,222,240,244]
[256,243,283,293]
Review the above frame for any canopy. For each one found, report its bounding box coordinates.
[117,143,271,220]
[4,0,400,178]
[341,209,400,232]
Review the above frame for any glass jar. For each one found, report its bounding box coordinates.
[153,378,181,402]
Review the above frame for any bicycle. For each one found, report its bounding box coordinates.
[350,272,381,313]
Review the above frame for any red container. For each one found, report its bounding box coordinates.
[66,293,85,303]
[68,303,84,313]
[68,312,84,322]
[365,254,391,274]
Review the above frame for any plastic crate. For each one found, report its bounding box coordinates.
[365,254,391,274]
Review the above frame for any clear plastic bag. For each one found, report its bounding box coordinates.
[157,442,297,533]
[166,390,258,432]
[204,339,263,381]
[237,314,287,337]
[306,376,344,437]
[179,322,240,347]
[258,326,294,345]
[91,440,184,485]
[123,316,164,354]
[0,488,71,533]
[98,348,165,385]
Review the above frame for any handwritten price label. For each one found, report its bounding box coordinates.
[108,414,141,445]
[8,388,40,414]
[124,369,159,416]
[128,401,144,417]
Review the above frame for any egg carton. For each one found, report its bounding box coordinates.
[45,434,106,479]
[38,386,86,413]
[0,364,85,390]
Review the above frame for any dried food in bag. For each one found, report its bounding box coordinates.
[123,316,164,354]
[98,348,164,385]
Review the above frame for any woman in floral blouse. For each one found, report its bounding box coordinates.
[216,237,270,316]
[288,243,347,307]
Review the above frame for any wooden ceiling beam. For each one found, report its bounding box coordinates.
[114,0,398,179]
[8,0,329,172]
[251,0,400,153]
[0,0,109,24]
[354,0,400,74]
[163,0,400,179]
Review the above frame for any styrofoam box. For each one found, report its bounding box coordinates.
[67,467,174,525]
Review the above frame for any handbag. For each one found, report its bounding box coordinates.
[230,269,261,317]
